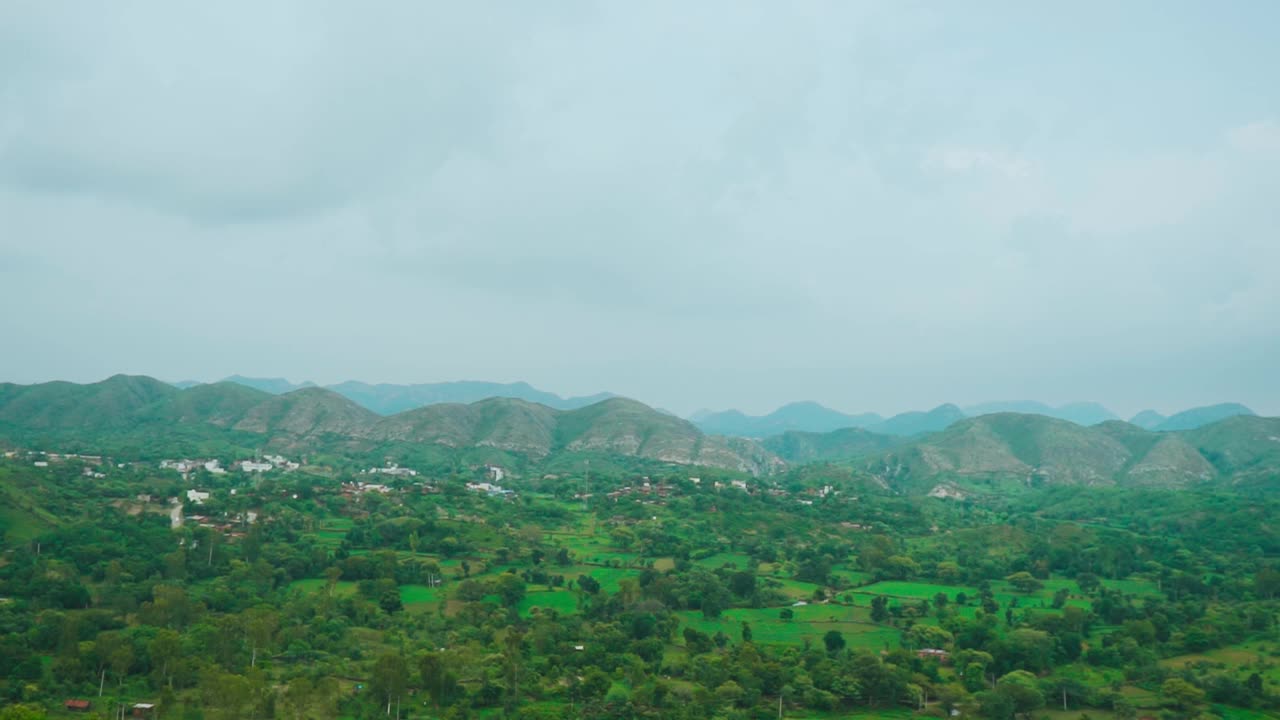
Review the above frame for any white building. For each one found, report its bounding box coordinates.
[240,460,273,472]
[186,489,211,505]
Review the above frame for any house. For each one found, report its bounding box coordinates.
[64,699,92,712]
[466,481,513,497]
[132,703,156,717]
[917,648,950,662]
[240,460,272,472]
[186,489,211,505]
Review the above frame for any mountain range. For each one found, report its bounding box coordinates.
[0,375,777,475]
[193,376,616,415]
[855,412,1280,495]
[203,377,1257,437]
[2,376,1275,492]
[691,399,1254,437]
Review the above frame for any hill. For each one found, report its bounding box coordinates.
[963,401,1117,425]
[0,377,777,474]
[867,403,965,436]
[221,375,317,394]
[1153,402,1255,431]
[692,402,882,437]
[762,427,902,464]
[212,376,616,415]
[1128,409,1166,429]
[858,413,1266,494]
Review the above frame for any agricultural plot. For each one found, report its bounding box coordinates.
[693,551,756,570]
[518,589,579,617]
[287,578,357,597]
[676,605,899,649]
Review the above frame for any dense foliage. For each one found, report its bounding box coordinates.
[0,449,1278,720]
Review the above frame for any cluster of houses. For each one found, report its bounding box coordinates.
[604,478,674,501]
[158,455,300,476]
[341,481,396,497]
[363,463,419,477]
[466,481,515,498]
[64,700,154,716]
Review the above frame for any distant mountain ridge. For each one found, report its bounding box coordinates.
[187,376,617,415]
[692,402,883,437]
[1150,403,1255,432]
[0,376,776,475]
[962,401,1118,426]
[693,399,1254,437]
[860,412,1280,494]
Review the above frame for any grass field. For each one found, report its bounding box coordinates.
[693,551,755,570]
[287,578,357,597]
[518,589,578,617]
[676,605,900,649]
[399,584,442,608]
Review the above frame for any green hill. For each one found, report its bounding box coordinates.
[762,427,902,464]
[855,412,1275,494]
[0,378,778,474]
[1154,402,1255,431]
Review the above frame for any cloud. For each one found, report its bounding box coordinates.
[923,147,1032,179]
[0,3,1278,416]
[1227,121,1280,153]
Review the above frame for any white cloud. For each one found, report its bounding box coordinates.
[1227,121,1280,153]
[923,147,1033,179]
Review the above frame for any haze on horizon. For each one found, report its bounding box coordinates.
[2,2,1278,419]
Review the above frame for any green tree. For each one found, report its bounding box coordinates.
[823,630,846,654]
[371,652,410,717]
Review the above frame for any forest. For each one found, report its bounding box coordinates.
[0,451,1278,720]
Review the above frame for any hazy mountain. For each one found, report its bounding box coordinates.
[207,376,615,415]
[1129,410,1167,429]
[857,412,1273,493]
[868,404,965,436]
[963,401,1118,426]
[221,375,317,395]
[324,380,615,415]
[1182,415,1280,486]
[0,374,178,432]
[1153,403,1255,431]
[0,377,776,474]
[692,401,882,437]
[763,427,903,464]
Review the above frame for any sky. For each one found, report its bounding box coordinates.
[2,1,1278,418]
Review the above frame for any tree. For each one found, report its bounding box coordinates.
[148,629,181,689]
[243,607,279,668]
[870,595,890,623]
[981,671,1044,720]
[1256,567,1280,599]
[823,630,846,654]
[1160,678,1205,712]
[493,574,527,608]
[419,651,461,710]
[577,574,601,595]
[371,653,410,717]
[1006,572,1043,594]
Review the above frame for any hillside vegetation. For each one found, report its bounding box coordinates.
[0,376,779,475]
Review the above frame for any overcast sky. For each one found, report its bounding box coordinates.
[2,2,1277,418]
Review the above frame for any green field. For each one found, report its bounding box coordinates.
[694,551,755,570]
[677,605,900,649]
[518,589,579,616]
